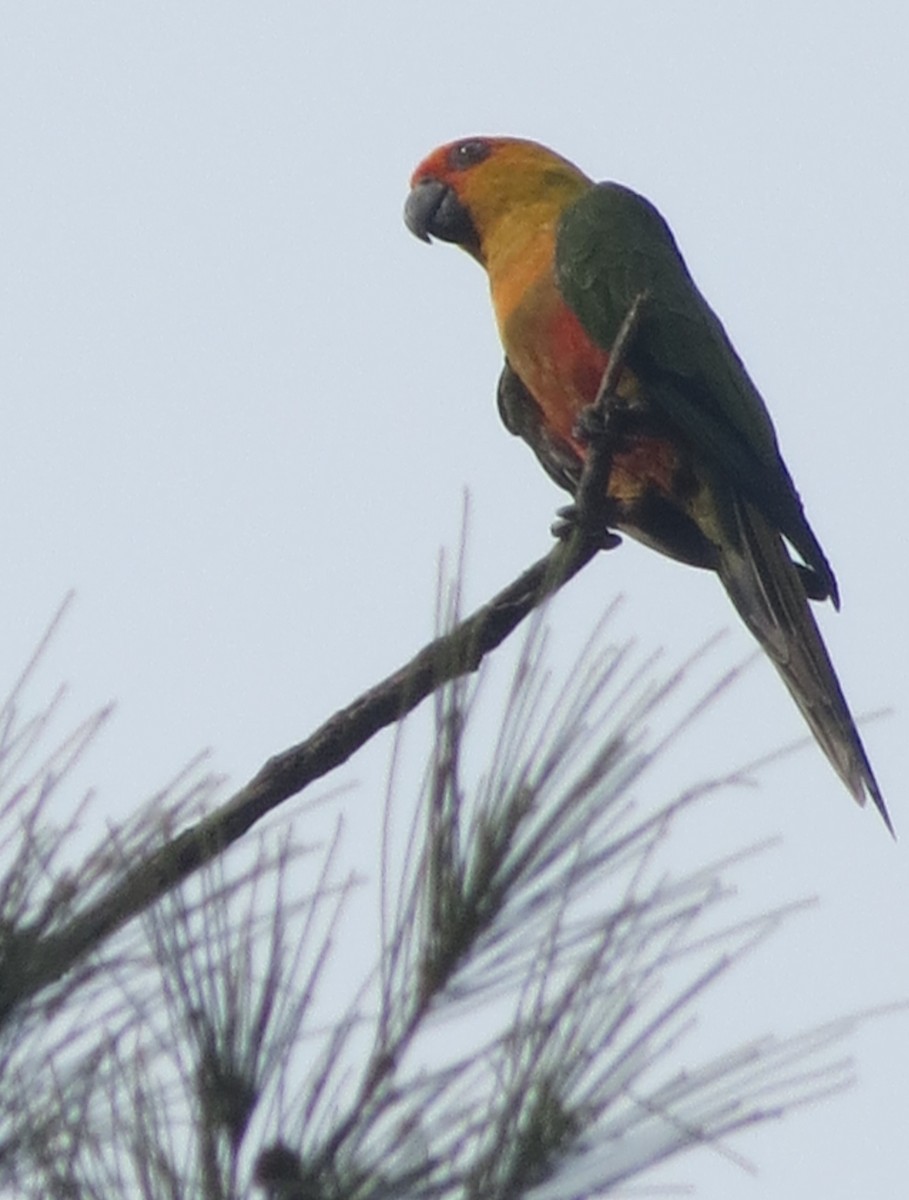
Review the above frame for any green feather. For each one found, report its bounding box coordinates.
[555,183,838,606]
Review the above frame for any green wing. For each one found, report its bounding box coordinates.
[555,183,838,606]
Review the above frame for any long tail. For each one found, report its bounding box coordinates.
[716,500,893,835]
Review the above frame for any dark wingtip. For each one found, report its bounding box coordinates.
[823,559,840,611]
[870,785,896,840]
[853,761,895,838]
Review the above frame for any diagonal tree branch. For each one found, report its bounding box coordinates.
[0,296,649,1021]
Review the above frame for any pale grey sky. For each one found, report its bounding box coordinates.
[1,3,906,1195]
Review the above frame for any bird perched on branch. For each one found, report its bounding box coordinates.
[405,135,891,833]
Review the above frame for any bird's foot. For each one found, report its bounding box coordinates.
[573,395,631,445]
[551,503,622,551]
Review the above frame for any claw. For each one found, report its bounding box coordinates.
[551,504,622,550]
[596,530,624,551]
[551,503,579,540]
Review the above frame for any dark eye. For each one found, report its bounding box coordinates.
[448,139,491,171]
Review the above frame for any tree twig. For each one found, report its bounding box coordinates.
[0,296,649,1019]
[572,289,650,540]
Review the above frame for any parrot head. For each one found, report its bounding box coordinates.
[405,136,591,265]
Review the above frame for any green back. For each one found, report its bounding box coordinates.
[554,183,836,601]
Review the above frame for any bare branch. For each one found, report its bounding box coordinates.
[0,299,650,1026]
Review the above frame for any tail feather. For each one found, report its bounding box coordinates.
[717,501,893,835]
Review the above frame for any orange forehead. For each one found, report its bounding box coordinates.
[410,136,591,194]
[410,137,500,186]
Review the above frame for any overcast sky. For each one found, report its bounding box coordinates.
[1,4,906,1196]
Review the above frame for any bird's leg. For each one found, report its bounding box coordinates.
[551,388,634,549]
[574,392,632,443]
[551,396,626,549]
[552,293,649,553]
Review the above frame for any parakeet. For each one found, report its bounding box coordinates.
[405,135,891,832]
